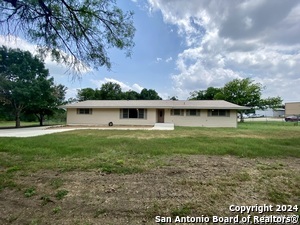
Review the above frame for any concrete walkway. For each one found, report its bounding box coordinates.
[152,123,174,130]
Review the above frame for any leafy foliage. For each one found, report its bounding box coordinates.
[216,78,263,107]
[189,87,222,100]
[77,87,97,101]
[100,82,123,100]
[77,83,162,100]
[140,88,162,100]
[25,83,67,126]
[0,0,135,71]
[259,96,283,110]
[188,78,282,121]
[0,46,66,127]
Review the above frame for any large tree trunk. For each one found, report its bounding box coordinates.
[35,113,44,126]
[239,110,244,122]
[39,114,44,126]
[240,114,244,122]
[15,110,21,128]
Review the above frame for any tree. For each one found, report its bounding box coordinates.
[0,0,135,71]
[76,83,163,100]
[26,83,67,126]
[189,87,221,100]
[189,78,283,122]
[169,96,178,100]
[77,88,96,101]
[259,96,283,110]
[0,46,65,127]
[139,88,162,100]
[99,82,122,100]
[123,90,140,100]
[217,78,262,107]
[214,78,263,122]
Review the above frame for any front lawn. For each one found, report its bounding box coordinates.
[0,122,299,224]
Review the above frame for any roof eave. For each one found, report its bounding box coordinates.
[60,105,250,110]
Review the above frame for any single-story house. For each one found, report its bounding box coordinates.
[255,108,285,117]
[61,100,248,128]
[285,102,300,116]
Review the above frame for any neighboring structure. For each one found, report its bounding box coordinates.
[255,108,285,117]
[61,100,248,128]
[285,102,300,116]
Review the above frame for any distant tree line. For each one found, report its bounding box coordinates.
[77,82,162,101]
[189,78,282,121]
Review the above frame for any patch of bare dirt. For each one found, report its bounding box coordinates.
[0,156,299,225]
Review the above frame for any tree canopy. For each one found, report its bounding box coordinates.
[25,83,67,126]
[0,46,66,127]
[215,78,263,107]
[77,83,162,101]
[0,0,135,71]
[188,78,283,121]
[189,87,222,100]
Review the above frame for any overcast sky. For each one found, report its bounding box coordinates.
[1,0,299,102]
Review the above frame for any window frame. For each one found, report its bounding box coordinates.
[171,109,184,116]
[120,108,147,119]
[208,109,230,117]
[186,109,201,116]
[77,108,92,115]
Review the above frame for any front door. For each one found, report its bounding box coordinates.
[157,109,164,123]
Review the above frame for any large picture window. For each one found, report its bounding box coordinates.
[77,108,92,114]
[208,109,230,117]
[186,109,200,116]
[171,109,184,116]
[121,109,147,119]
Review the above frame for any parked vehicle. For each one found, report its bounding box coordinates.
[247,113,255,118]
[237,113,249,119]
[285,115,300,122]
[254,114,264,118]
[248,113,264,118]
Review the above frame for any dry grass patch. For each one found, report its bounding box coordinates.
[1,155,299,224]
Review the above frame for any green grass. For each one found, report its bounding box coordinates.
[24,187,36,197]
[0,121,39,127]
[0,122,299,190]
[0,120,65,128]
[55,189,68,200]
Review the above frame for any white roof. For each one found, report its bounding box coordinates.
[61,100,248,110]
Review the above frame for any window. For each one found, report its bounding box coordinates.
[208,109,230,117]
[77,108,92,114]
[186,109,200,116]
[121,109,147,119]
[171,109,184,116]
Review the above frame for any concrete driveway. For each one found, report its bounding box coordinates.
[0,124,174,137]
[0,126,75,137]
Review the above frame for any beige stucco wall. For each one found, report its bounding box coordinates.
[67,108,237,127]
[285,102,300,116]
[164,109,237,127]
[67,108,156,126]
